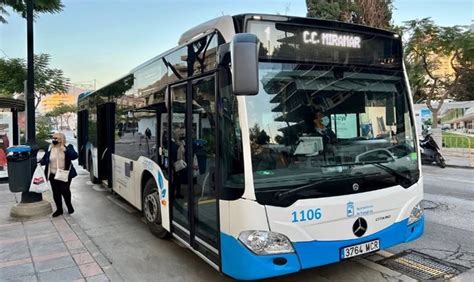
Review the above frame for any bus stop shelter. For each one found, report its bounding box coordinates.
[0,97,24,178]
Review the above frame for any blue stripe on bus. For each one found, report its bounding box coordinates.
[293,217,424,269]
[220,216,424,280]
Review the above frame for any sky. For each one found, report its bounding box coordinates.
[0,0,472,89]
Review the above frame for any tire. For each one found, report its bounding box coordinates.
[143,178,169,239]
[88,155,100,184]
[435,153,446,168]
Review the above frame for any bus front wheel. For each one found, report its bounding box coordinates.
[143,178,169,239]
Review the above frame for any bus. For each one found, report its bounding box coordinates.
[77,14,424,280]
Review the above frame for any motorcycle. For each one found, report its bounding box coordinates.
[420,132,446,168]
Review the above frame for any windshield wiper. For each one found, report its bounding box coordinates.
[369,162,414,188]
[274,175,343,200]
[321,161,415,188]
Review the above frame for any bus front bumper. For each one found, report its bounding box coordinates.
[221,217,424,280]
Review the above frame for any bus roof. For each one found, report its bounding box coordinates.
[78,13,400,102]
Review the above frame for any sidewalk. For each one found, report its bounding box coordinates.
[0,184,120,281]
[443,155,474,168]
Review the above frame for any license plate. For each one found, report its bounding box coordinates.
[341,239,380,259]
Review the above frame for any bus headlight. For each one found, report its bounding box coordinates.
[408,202,424,225]
[238,230,294,255]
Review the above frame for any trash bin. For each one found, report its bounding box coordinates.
[6,145,32,193]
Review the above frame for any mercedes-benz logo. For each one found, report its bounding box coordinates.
[352,183,360,191]
[352,217,368,237]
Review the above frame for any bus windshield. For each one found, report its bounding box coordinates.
[246,62,419,206]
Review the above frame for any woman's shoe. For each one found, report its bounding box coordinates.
[68,207,75,214]
[52,210,63,217]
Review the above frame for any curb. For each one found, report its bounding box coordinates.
[445,164,474,169]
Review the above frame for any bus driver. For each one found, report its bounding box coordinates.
[308,109,337,145]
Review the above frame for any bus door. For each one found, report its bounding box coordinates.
[77,110,88,167]
[97,102,115,187]
[170,76,219,266]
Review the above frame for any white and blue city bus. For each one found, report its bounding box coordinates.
[77,14,424,280]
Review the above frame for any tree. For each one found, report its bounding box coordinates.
[456,71,474,101]
[1,0,63,24]
[47,103,76,130]
[257,130,270,145]
[0,53,70,108]
[0,57,26,96]
[306,0,393,29]
[34,54,70,108]
[403,18,473,127]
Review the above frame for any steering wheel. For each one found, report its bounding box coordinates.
[355,148,396,163]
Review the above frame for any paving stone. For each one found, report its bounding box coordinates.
[69,247,89,255]
[24,222,56,236]
[0,258,32,268]
[0,263,35,280]
[86,274,109,282]
[73,253,95,265]
[66,239,85,250]
[78,262,103,278]
[0,226,25,240]
[3,274,38,282]
[28,233,63,246]
[0,241,30,262]
[34,255,76,273]
[37,265,83,281]
[60,231,79,242]
[30,242,68,258]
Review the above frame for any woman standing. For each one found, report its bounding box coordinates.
[40,132,78,217]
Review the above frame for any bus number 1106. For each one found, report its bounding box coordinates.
[291,208,322,223]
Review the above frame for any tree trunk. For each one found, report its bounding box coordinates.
[432,110,439,129]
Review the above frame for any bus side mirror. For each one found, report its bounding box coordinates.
[231,33,259,95]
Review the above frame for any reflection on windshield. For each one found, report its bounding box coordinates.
[246,62,418,204]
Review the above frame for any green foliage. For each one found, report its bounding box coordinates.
[36,115,52,150]
[1,0,64,24]
[306,0,393,29]
[46,103,76,130]
[249,124,270,145]
[0,53,70,108]
[33,53,70,108]
[48,103,76,117]
[456,71,474,101]
[402,18,473,127]
[0,57,26,96]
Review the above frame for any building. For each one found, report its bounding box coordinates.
[441,101,474,133]
[38,93,76,114]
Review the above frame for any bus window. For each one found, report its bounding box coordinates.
[218,68,244,200]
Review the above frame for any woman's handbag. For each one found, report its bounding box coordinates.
[54,151,70,182]
[30,165,51,193]
[173,159,187,172]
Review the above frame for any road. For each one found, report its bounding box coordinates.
[64,162,473,281]
[389,165,474,280]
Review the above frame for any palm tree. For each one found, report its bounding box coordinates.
[1,0,63,23]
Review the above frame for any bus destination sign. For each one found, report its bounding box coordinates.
[302,30,361,49]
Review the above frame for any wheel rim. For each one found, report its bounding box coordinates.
[144,192,160,223]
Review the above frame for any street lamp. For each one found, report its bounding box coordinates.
[10,0,52,218]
